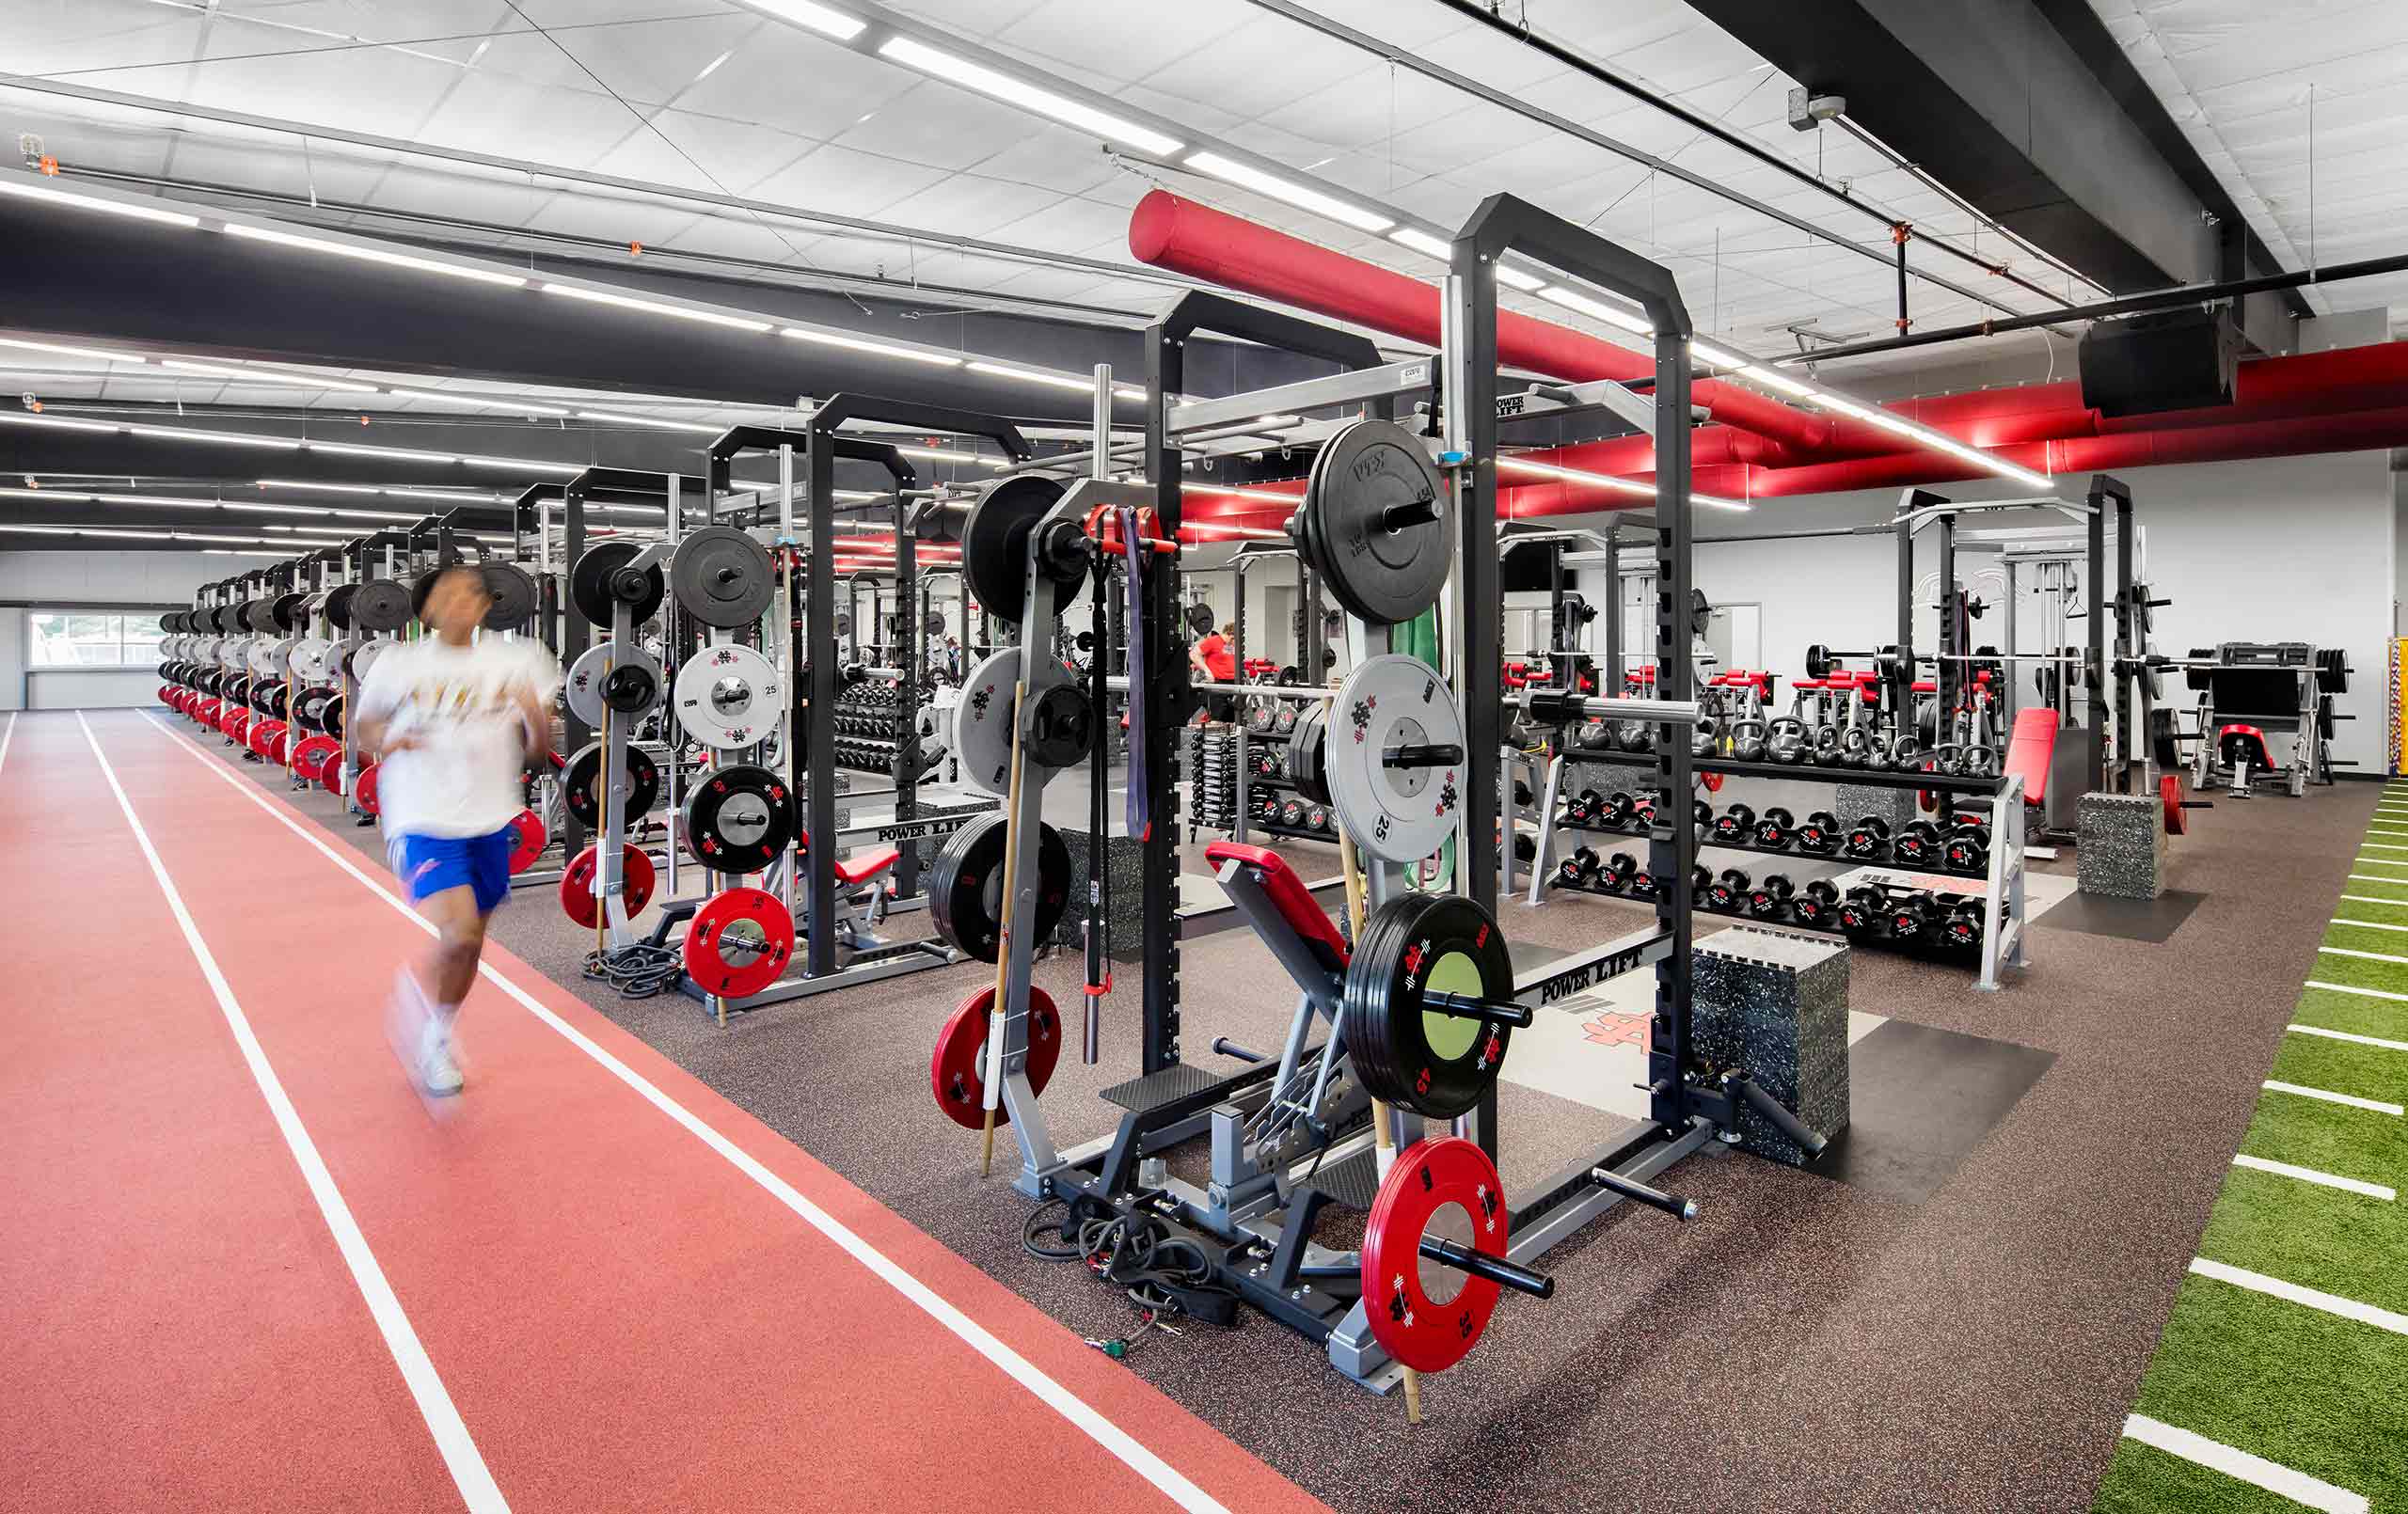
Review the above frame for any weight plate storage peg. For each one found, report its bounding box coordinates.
[960,475,1080,625]
[683,887,796,998]
[927,813,1072,963]
[564,642,664,727]
[682,764,795,875]
[1325,654,1465,867]
[673,643,783,751]
[1288,418,1449,627]
[930,985,1063,1130]
[1360,1135,1513,1374]
[569,540,665,627]
[561,741,661,828]
[559,844,657,928]
[1340,891,1516,1120]
[670,525,776,628]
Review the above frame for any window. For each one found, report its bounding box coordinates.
[26,610,166,669]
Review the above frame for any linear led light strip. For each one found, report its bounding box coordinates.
[1497,457,1750,513]
[0,407,582,473]
[258,481,513,504]
[0,484,425,521]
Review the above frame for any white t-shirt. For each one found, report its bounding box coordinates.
[355,635,562,839]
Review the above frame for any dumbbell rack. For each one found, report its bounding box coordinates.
[1529,749,2031,990]
[1549,872,1991,959]
[1553,812,1996,884]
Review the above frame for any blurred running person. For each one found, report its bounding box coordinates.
[355,563,560,1096]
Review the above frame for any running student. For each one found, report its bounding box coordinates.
[355,564,561,1096]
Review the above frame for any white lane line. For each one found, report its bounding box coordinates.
[2121,1414,2368,1514]
[2262,1080,2403,1116]
[2351,858,2408,871]
[2339,894,2408,906]
[2368,826,2408,836]
[2332,917,2408,933]
[2292,1024,2408,1053]
[74,715,510,1512]
[2305,979,2408,1003]
[2320,945,2408,965]
[2231,1153,2396,1201]
[137,714,1236,1514]
[2192,1258,2408,1338]
[2359,843,2408,853]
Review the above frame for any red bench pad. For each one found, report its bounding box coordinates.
[2004,707,2059,807]
[1204,841,1348,970]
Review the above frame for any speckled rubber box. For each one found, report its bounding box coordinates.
[1690,925,1851,1166]
[2077,790,2165,900]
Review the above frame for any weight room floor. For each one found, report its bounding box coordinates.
[8,706,2384,1513]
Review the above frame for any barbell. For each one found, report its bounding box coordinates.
[1803,643,2088,681]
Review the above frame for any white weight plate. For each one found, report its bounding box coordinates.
[247,638,287,677]
[672,642,782,750]
[1325,653,1465,866]
[565,641,663,727]
[955,647,1022,797]
[289,637,335,684]
[348,638,387,685]
[217,636,251,668]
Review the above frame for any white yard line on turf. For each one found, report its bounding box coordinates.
[2332,918,2408,933]
[2231,1153,2396,1201]
[2192,1258,2408,1338]
[72,715,511,1513]
[2320,945,2408,966]
[2360,844,2408,854]
[2292,1024,2408,1053]
[2120,1414,2367,1514]
[2340,895,2408,906]
[2305,979,2408,1003]
[135,714,1238,1514]
[2261,1080,2403,1116]
[2352,858,2408,869]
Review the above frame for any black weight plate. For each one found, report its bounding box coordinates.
[569,540,664,627]
[483,562,538,630]
[1288,708,1331,805]
[562,740,661,828]
[206,603,237,634]
[1296,418,1447,627]
[600,662,657,714]
[1184,602,1215,634]
[345,578,409,634]
[157,610,180,633]
[1023,683,1094,768]
[960,476,1074,624]
[2149,705,2180,769]
[323,583,358,632]
[671,525,774,628]
[243,598,279,633]
[268,591,309,632]
[1339,891,1515,1120]
[681,763,795,875]
[927,813,1071,963]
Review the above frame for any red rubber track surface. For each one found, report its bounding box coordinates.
[1,711,1327,1514]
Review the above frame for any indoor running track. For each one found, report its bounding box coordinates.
[0,709,1327,1514]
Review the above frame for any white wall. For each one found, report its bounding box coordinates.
[0,550,224,710]
[1575,450,2398,774]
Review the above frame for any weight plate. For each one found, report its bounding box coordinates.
[241,597,277,633]
[270,591,310,633]
[670,525,774,628]
[351,578,411,634]
[158,610,180,634]
[348,638,387,685]
[561,740,660,828]
[559,844,657,928]
[503,808,547,873]
[954,647,1022,797]
[1288,708,1331,806]
[1361,1135,1509,1374]
[681,763,794,875]
[290,637,336,685]
[1023,683,1094,769]
[673,642,782,750]
[483,562,538,631]
[1341,891,1513,1120]
[316,692,345,741]
[569,540,664,628]
[290,733,341,785]
[1295,418,1448,627]
[1325,654,1464,866]
[246,639,282,677]
[927,812,1070,963]
[323,584,359,632]
[683,887,796,998]
[930,985,1063,1130]
[355,761,381,817]
[959,476,1077,624]
[563,641,662,727]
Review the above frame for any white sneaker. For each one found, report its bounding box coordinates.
[416,1013,465,1097]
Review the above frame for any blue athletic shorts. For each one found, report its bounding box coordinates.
[388,827,515,915]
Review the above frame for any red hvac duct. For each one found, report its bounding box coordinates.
[1129,190,1839,457]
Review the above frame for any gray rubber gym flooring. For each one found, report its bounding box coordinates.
[198,725,2381,1514]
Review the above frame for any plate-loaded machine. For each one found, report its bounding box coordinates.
[937,213,1829,1396]
[2185,643,2349,796]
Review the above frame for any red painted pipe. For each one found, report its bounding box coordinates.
[1129,190,1837,456]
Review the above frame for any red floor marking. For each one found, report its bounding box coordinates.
[0,714,457,1514]
[110,714,1328,1514]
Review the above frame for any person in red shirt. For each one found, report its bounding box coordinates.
[1192,621,1239,722]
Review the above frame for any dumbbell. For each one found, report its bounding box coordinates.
[1275,705,1298,733]
[1836,886,1886,937]
[1704,868,1750,912]
[1843,815,1892,860]
[1791,879,1840,929]
[1595,790,1636,829]
[1795,811,1841,853]
[1597,852,1636,891]
[1557,847,1601,888]
[1626,862,1659,900]
[1746,874,1795,920]
[1690,864,1713,902]
[1693,797,1717,834]
[1942,823,1989,875]
[1893,820,1941,869]
[1752,807,1796,849]
[1710,802,1756,845]
[1887,892,1934,942]
[1566,788,1602,826]
[1279,797,1306,828]
[1632,794,1659,826]
[1943,900,1985,950]
[1306,803,1330,832]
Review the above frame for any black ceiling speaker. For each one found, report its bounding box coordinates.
[2077,307,2239,418]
